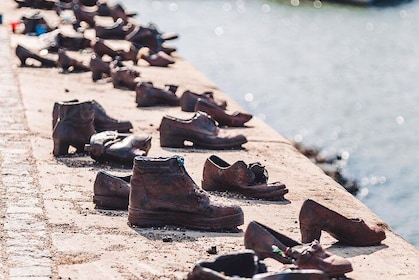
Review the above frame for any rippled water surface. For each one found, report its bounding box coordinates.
[123,0,419,248]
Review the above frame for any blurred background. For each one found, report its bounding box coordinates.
[123,0,419,248]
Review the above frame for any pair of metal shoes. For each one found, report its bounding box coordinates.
[15,44,90,72]
[95,155,244,231]
[180,90,252,127]
[93,153,287,211]
[92,38,175,67]
[159,111,248,149]
[187,249,329,280]
[52,99,143,161]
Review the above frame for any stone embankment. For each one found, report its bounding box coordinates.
[0,1,418,279]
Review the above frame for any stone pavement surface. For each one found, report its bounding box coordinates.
[0,27,53,279]
[1,1,419,279]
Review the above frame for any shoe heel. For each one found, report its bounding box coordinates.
[300,223,321,243]
[53,140,70,156]
[92,70,102,82]
[17,54,27,66]
[85,143,105,161]
[159,133,185,148]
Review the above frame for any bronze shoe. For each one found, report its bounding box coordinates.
[52,99,133,133]
[90,100,133,132]
[57,49,90,72]
[85,131,152,166]
[92,38,140,64]
[294,240,353,277]
[95,19,133,40]
[54,32,91,51]
[195,98,252,127]
[137,47,175,67]
[92,37,119,58]
[180,90,227,112]
[159,112,247,149]
[15,44,56,68]
[202,155,288,200]
[110,62,141,90]
[73,4,97,28]
[89,54,111,81]
[299,199,386,246]
[187,250,267,280]
[52,100,96,156]
[128,155,244,231]
[244,221,353,277]
[93,171,130,210]
[125,25,156,46]
[135,82,180,107]
[244,221,301,264]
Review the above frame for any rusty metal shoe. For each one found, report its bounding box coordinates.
[52,100,96,156]
[159,112,247,149]
[135,81,180,107]
[91,37,138,63]
[202,155,288,201]
[73,4,96,28]
[52,99,133,132]
[137,47,175,67]
[57,49,90,72]
[95,19,133,40]
[195,98,252,127]
[299,199,386,246]
[54,32,91,51]
[293,240,353,277]
[110,62,141,90]
[16,44,56,67]
[89,54,111,81]
[244,221,301,265]
[92,37,118,58]
[244,221,353,277]
[91,100,133,132]
[180,90,227,112]
[128,155,244,231]
[187,250,267,280]
[85,131,151,166]
[93,170,130,210]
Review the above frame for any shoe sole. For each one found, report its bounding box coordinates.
[93,195,128,210]
[128,207,244,231]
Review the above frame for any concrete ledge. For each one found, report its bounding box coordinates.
[1,1,418,279]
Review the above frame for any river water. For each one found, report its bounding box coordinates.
[122,0,419,248]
